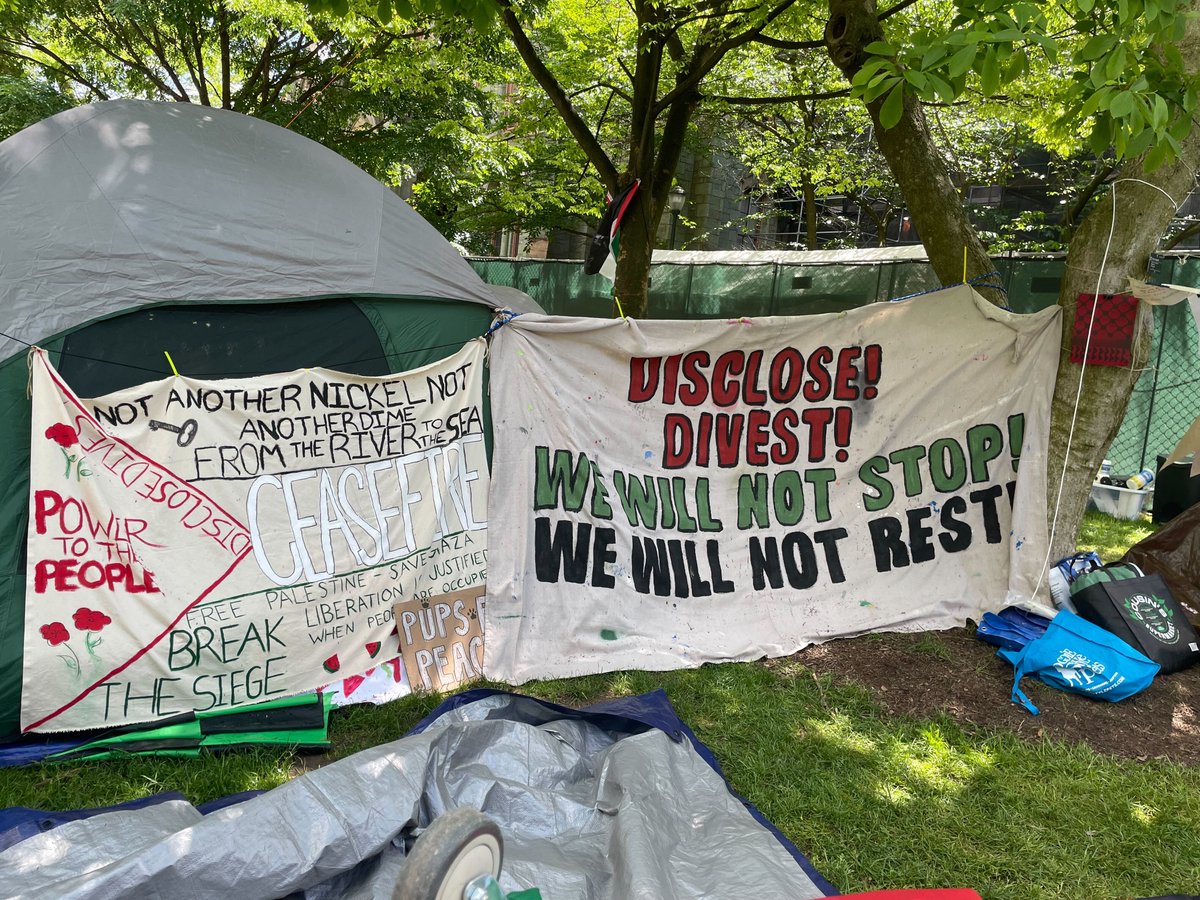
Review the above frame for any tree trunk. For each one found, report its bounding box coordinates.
[824,0,1004,306]
[613,198,655,317]
[1046,144,1200,558]
[827,0,1200,562]
[612,90,699,318]
[802,176,818,249]
[1044,4,1200,558]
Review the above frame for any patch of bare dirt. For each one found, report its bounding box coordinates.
[794,627,1200,766]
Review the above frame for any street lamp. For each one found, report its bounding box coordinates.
[668,185,686,249]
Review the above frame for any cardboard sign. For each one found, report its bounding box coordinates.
[396,586,485,692]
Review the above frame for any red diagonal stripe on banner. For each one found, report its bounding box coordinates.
[24,353,253,732]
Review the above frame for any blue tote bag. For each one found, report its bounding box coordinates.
[998,610,1159,715]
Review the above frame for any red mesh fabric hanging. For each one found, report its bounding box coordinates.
[1070,293,1138,367]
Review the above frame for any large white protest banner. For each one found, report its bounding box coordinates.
[23,342,488,731]
[485,286,1060,683]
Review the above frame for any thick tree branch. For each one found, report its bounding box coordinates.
[654,0,798,114]
[189,21,212,105]
[0,40,110,98]
[750,34,824,49]
[825,0,1004,305]
[496,0,619,191]
[1163,218,1200,250]
[708,87,850,104]
[233,35,279,111]
[876,0,920,21]
[1060,162,1117,239]
[125,19,190,100]
[219,5,231,108]
[61,7,184,100]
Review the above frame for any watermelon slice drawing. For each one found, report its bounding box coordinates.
[365,641,382,659]
[323,654,340,674]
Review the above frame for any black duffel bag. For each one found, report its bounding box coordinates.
[1071,566,1200,674]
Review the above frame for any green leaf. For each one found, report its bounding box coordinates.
[376,0,392,21]
[1081,35,1115,60]
[904,69,928,92]
[1125,127,1154,158]
[864,41,895,55]
[1028,32,1057,58]
[1109,90,1135,117]
[879,82,905,130]
[864,74,899,103]
[1137,138,1166,171]
[1078,0,1095,11]
[851,56,892,85]
[1105,45,1127,81]
[947,44,976,79]
[1090,117,1113,155]
[921,45,948,69]
[1079,87,1110,117]
[926,71,956,105]
[1152,94,1168,128]
[1004,49,1027,81]
[980,50,1000,95]
[1169,114,1194,143]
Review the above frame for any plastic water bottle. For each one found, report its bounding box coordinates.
[1126,468,1155,490]
[1048,566,1075,612]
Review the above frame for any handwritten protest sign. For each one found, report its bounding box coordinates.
[395,586,485,692]
[23,342,488,731]
[484,286,1060,682]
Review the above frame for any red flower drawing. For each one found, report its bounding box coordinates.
[40,622,70,645]
[44,423,79,448]
[73,607,111,632]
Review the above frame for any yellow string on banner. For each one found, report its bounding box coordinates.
[962,246,968,283]
[163,350,180,377]
[614,294,627,319]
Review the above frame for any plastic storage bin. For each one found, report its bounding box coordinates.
[1088,482,1151,520]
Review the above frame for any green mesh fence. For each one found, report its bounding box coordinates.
[469,253,1200,476]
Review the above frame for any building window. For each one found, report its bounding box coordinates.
[968,185,1004,206]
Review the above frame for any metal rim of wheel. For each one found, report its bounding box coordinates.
[393,807,504,900]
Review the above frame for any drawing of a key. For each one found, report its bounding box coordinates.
[147,417,198,447]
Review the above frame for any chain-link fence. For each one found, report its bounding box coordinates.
[468,250,1200,476]
[1108,257,1200,475]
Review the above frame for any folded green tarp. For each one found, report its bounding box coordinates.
[45,693,330,762]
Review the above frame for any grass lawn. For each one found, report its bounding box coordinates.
[1077,509,1158,562]
[1,512,1195,899]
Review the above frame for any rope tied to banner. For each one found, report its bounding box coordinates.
[485,310,522,337]
[888,271,1011,310]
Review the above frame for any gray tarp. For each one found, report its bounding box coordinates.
[0,694,828,899]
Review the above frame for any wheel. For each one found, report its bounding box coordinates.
[393,807,504,900]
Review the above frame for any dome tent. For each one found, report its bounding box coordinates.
[0,100,536,738]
